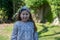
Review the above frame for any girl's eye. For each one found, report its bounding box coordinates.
[26,14,28,15]
[23,13,25,15]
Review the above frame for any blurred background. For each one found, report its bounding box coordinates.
[0,0,60,40]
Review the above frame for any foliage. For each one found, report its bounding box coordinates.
[24,0,60,23]
[0,0,60,23]
[0,0,25,23]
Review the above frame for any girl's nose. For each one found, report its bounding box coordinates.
[24,15,27,18]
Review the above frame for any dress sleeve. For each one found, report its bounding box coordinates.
[34,32,38,40]
[11,23,18,40]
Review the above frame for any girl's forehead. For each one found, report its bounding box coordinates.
[21,10,30,13]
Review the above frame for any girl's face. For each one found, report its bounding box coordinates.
[20,10,30,22]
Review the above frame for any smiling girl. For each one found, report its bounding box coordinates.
[11,6,38,40]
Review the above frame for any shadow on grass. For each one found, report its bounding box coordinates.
[38,25,60,38]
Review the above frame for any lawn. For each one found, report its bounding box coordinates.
[0,23,13,40]
[0,23,60,40]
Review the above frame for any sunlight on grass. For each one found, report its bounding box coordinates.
[0,24,13,40]
[36,23,60,40]
[0,35,8,40]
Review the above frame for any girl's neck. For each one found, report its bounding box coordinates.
[20,20,28,23]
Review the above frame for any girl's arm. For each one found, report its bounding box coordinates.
[34,32,38,40]
[11,23,18,40]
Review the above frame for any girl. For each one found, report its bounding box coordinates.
[11,6,38,40]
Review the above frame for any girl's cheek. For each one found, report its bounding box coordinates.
[27,15,30,18]
[20,15,23,19]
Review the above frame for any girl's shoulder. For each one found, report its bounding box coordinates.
[14,21,21,25]
[14,21,34,25]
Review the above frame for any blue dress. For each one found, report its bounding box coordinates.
[11,21,38,40]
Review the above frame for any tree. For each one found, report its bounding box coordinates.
[25,0,53,23]
[0,0,25,23]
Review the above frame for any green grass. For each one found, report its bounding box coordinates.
[0,24,13,40]
[0,35,8,40]
[36,23,60,40]
[0,23,60,40]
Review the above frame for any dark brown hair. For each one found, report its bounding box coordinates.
[16,9,37,32]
